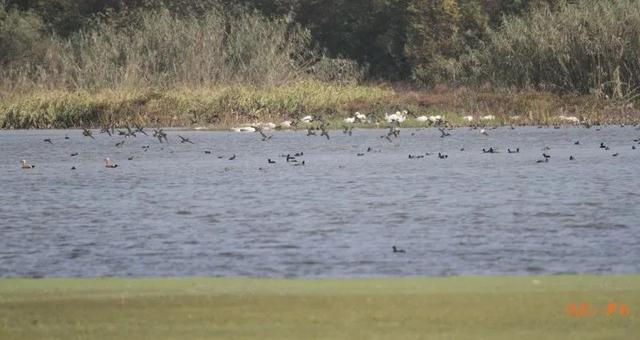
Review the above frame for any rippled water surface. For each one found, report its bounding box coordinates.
[1,126,639,278]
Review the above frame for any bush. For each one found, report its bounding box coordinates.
[0,6,48,67]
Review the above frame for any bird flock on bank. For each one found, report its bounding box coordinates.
[17,110,640,175]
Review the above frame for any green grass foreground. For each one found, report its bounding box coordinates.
[0,275,638,339]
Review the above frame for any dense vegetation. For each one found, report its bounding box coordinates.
[1,0,640,128]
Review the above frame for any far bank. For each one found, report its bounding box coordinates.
[2,81,639,130]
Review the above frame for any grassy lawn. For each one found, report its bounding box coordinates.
[0,275,638,339]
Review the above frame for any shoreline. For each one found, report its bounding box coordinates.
[2,82,640,130]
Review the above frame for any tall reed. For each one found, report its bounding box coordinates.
[482,0,640,97]
[1,5,314,91]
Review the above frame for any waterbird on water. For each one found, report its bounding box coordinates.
[508,148,519,153]
[483,147,497,154]
[20,160,35,169]
[612,153,619,157]
[268,159,276,164]
[392,246,406,253]
[228,154,236,161]
[104,158,118,168]
[570,156,575,160]
[43,138,53,145]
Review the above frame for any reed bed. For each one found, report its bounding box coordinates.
[482,0,640,98]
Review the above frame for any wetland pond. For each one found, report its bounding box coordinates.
[1,126,639,278]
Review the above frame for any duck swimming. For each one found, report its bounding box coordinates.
[20,159,35,169]
[483,147,497,154]
[392,246,406,253]
[104,158,118,168]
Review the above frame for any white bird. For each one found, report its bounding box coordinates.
[558,115,579,123]
[343,117,356,124]
[20,159,34,169]
[262,122,277,130]
[280,120,292,128]
[355,112,367,121]
[480,128,489,136]
[301,115,313,123]
[104,158,118,168]
[428,115,443,123]
[231,126,256,133]
[416,116,430,122]
[385,111,406,123]
[481,115,495,121]
[462,115,474,122]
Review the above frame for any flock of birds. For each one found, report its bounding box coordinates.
[14,110,640,255]
[17,109,640,173]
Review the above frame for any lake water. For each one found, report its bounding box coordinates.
[1,126,639,278]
